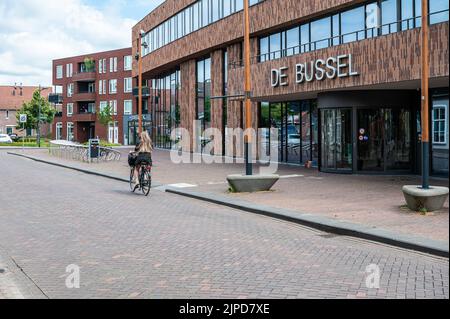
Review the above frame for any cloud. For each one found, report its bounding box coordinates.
[0,0,140,86]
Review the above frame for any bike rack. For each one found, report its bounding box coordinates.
[49,141,121,163]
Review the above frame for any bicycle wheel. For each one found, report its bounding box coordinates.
[140,168,152,196]
[130,168,137,192]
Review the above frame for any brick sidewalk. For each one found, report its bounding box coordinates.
[7,148,449,243]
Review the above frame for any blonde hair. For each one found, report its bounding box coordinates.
[139,131,153,153]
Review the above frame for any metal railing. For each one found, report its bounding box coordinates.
[49,140,121,163]
[229,10,449,69]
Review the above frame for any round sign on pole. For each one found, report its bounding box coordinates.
[19,114,27,123]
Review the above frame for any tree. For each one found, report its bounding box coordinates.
[16,90,56,134]
[97,103,113,128]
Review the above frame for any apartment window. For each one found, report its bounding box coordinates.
[99,80,103,94]
[100,101,108,112]
[109,79,117,94]
[67,103,74,116]
[56,65,63,79]
[66,63,73,77]
[433,104,448,144]
[99,59,103,74]
[110,57,118,72]
[67,123,74,142]
[5,110,9,119]
[124,78,132,93]
[103,80,106,95]
[124,55,132,71]
[67,83,74,97]
[103,59,107,73]
[124,100,132,115]
[110,100,118,115]
[56,122,63,140]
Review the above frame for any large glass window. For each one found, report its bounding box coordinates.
[259,36,269,62]
[197,57,212,152]
[401,0,415,30]
[269,33,281,60]
[224,0,232,17]
[341,6,365,43]
[257,0,447,64]
[300,24,310,53]
[430,0,449,24]
[143,0,265,56]
[285,27,299,56]
[212,0,220,22]
[310,17,331,50]
[381,0,398,34]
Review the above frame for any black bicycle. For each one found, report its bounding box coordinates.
[130,161,152,196]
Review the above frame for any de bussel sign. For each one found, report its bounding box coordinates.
[271,54,359,87]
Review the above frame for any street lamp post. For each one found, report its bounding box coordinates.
[421,0,430,189]
[136,30,148,137]
[243,0,253,176]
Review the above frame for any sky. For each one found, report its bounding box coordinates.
[0,0,165,87]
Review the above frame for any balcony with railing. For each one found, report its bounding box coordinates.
[73,62,97,82]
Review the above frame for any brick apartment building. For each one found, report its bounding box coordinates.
[0,85,51,138]
[51,48,135,145]
[132,0,449,176]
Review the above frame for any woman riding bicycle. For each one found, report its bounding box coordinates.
[129,131,153,190]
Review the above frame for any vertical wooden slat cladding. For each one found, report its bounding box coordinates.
[228,23,449,100]
[132,0,359,77]
[211,50,224,154]
[180,59,197,149]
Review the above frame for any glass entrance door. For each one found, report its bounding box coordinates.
[357,108,412,172]
[321,109,353,171]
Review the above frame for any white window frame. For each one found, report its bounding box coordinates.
[124,100,132,115]
[56,122,63,140]
[66,63,73,77]
[100,101,108,112]
[67,122,74,142]
[110,57,117,73]
[124,77,132,93]
[67,83,74,97]
[99,80,103,94]
[102,58,107,73]
[56,65,63,79]
[99,59,103,74]
[67,103,74,116]
[109,79,117,94]
[124,55,132,71]
[432,104,448,145]
[109,100,117,115]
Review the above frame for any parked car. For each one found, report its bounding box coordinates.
[0,134,13,144]
[8,133,19,141]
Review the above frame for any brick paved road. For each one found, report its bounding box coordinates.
[0,151,448,299]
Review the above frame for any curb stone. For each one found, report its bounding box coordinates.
[165,187,449,258]
[7,152,163,188]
